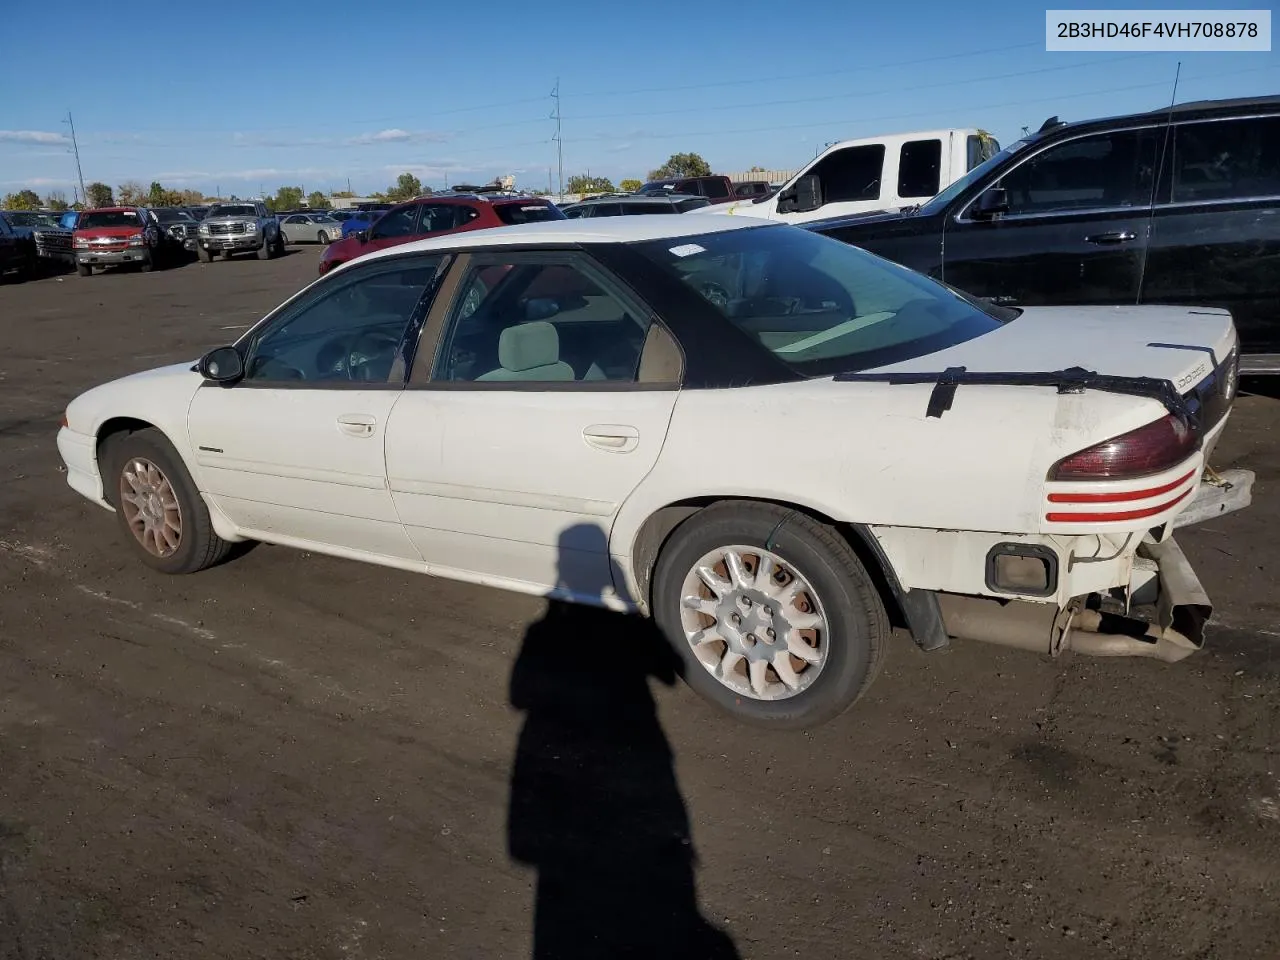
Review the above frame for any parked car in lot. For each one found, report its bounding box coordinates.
[1,210,74,268]
[279,212,343,244]
[733,180,775,199]
[56,216,1250,727]
[149,207,200,255]
[318,191,564,275]
[0,213,37,280]
[703,128,999,225]
[807,97,1280,372]
[639,174,737,204]
[59,210,80,230]
[73,207,184,275]
[195,201,286,262]
[340,203,394,238]
[560,193,711,217]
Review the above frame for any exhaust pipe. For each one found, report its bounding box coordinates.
[937,537,1211,664]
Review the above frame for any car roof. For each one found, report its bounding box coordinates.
[578,193,701,204]
[1042,95,1280,140]
[360,213,774,264]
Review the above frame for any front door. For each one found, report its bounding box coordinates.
[941,125,1161,307]
[383,252,681,605]
[187,254,444,560]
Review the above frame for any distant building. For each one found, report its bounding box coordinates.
[328,196,382,210]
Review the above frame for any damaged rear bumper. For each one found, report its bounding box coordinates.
[939,536,1210,663]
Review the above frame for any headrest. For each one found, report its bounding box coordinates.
[498,321,560,372]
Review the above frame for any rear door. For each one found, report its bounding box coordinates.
[1141,113,1280,365]
[383,252,682,604]
[940,125,1161,306]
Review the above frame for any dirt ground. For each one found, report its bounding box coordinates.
[1,249,1278,960]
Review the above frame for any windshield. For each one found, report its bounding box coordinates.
[639,180,678,193]
[208,204,257,218]
[152,209,194,223]
[918,139,1032,214]
[78,210,142,229]
[4,212,58,227]
[633,225,1012,376]
[494,202,567,226]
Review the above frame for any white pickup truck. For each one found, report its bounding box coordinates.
[704,127,999,225]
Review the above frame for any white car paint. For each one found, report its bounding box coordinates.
[695,128,995,225]
[58,216,1239,623]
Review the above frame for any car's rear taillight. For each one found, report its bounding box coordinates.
[1049,413,1200,480]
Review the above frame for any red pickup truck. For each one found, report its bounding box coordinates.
[73,207,178,276]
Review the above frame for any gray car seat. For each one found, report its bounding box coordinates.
[476,321,577,381]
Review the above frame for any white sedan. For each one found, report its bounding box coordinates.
[278,213,343,245]
[56,216,1252,727]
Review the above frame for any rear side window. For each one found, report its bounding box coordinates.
[494,202,566,225]
[1165,116,1280,204]
[898,139,942,198]
[587,203,623,218]
[808,144,885,204]
[996,128,1159,216]
[701,178,730,199]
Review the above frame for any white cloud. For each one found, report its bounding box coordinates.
[155,167,338,184]
[0,130,70,146]
[0,176,73,187]
[346,128,451,146]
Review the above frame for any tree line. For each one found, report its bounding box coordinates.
[563,152,714,195]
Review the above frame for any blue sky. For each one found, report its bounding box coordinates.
[1,0,1276,199]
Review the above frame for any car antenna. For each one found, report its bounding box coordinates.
[1136,61,1181,301]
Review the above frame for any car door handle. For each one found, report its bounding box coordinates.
[583,424,639,453]
[337,414,377,438]
[1085,230,1137,245]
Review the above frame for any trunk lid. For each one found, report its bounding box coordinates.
[872,305,1237,390]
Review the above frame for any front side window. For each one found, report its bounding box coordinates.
[898,139,942,198]
[633,225,1011,377]
[808,144,886,204]
[370,205,420,239]
[243,258,440,383]
[433,256,651,384]
[995,128,1159,216]
[1165,116,1280,204]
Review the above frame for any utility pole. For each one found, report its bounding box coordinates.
[550,78,563,198]
[62,111,87,207]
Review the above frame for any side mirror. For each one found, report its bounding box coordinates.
[356,230,369,243]
[198,346,244,383]
[778,174,822,214]
[973,186,1009,219]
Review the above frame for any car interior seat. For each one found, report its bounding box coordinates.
[476,321,576,381]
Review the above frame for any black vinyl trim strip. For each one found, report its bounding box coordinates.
[835,365,1194,422]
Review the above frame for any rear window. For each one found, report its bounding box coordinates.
[898,139,942,198]
[493,202,566,226]
[633,224,1012,377]
[78,210,142,229]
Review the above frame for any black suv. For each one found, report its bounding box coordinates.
[808,96,1280,371]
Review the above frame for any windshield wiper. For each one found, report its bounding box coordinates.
[835,365,1193,422]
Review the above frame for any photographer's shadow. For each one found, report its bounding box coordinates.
[507,524,738,960]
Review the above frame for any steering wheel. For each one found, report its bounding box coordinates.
[344,330,404,381]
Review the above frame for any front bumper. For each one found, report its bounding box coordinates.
[57,426,108,508]
[199,233,263,251]
[76,247,150,265]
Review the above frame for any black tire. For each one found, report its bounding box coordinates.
[139,251,154,273]
[76,262,92,277]
[103,428,234,575]
[198,246,213,263]
[317,231,327,244]
[257,234,273,260]
[275,231,287,256]
[221,250,234,260]
[652,502,888,729]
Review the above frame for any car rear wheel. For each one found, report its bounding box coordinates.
[652,502,888,729]
[105,428,233,575]
[76,263,91,277]
[317,230,328,244]
[139,251,154,273]
[257,236,273,260]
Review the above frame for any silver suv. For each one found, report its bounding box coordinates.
[196,200,285,262]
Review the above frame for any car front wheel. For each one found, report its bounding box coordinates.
[652,502,887,729]
[105,428,233,575]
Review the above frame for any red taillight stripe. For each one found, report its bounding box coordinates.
[1046,488,1193,523]
[1047,469,1197,504]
